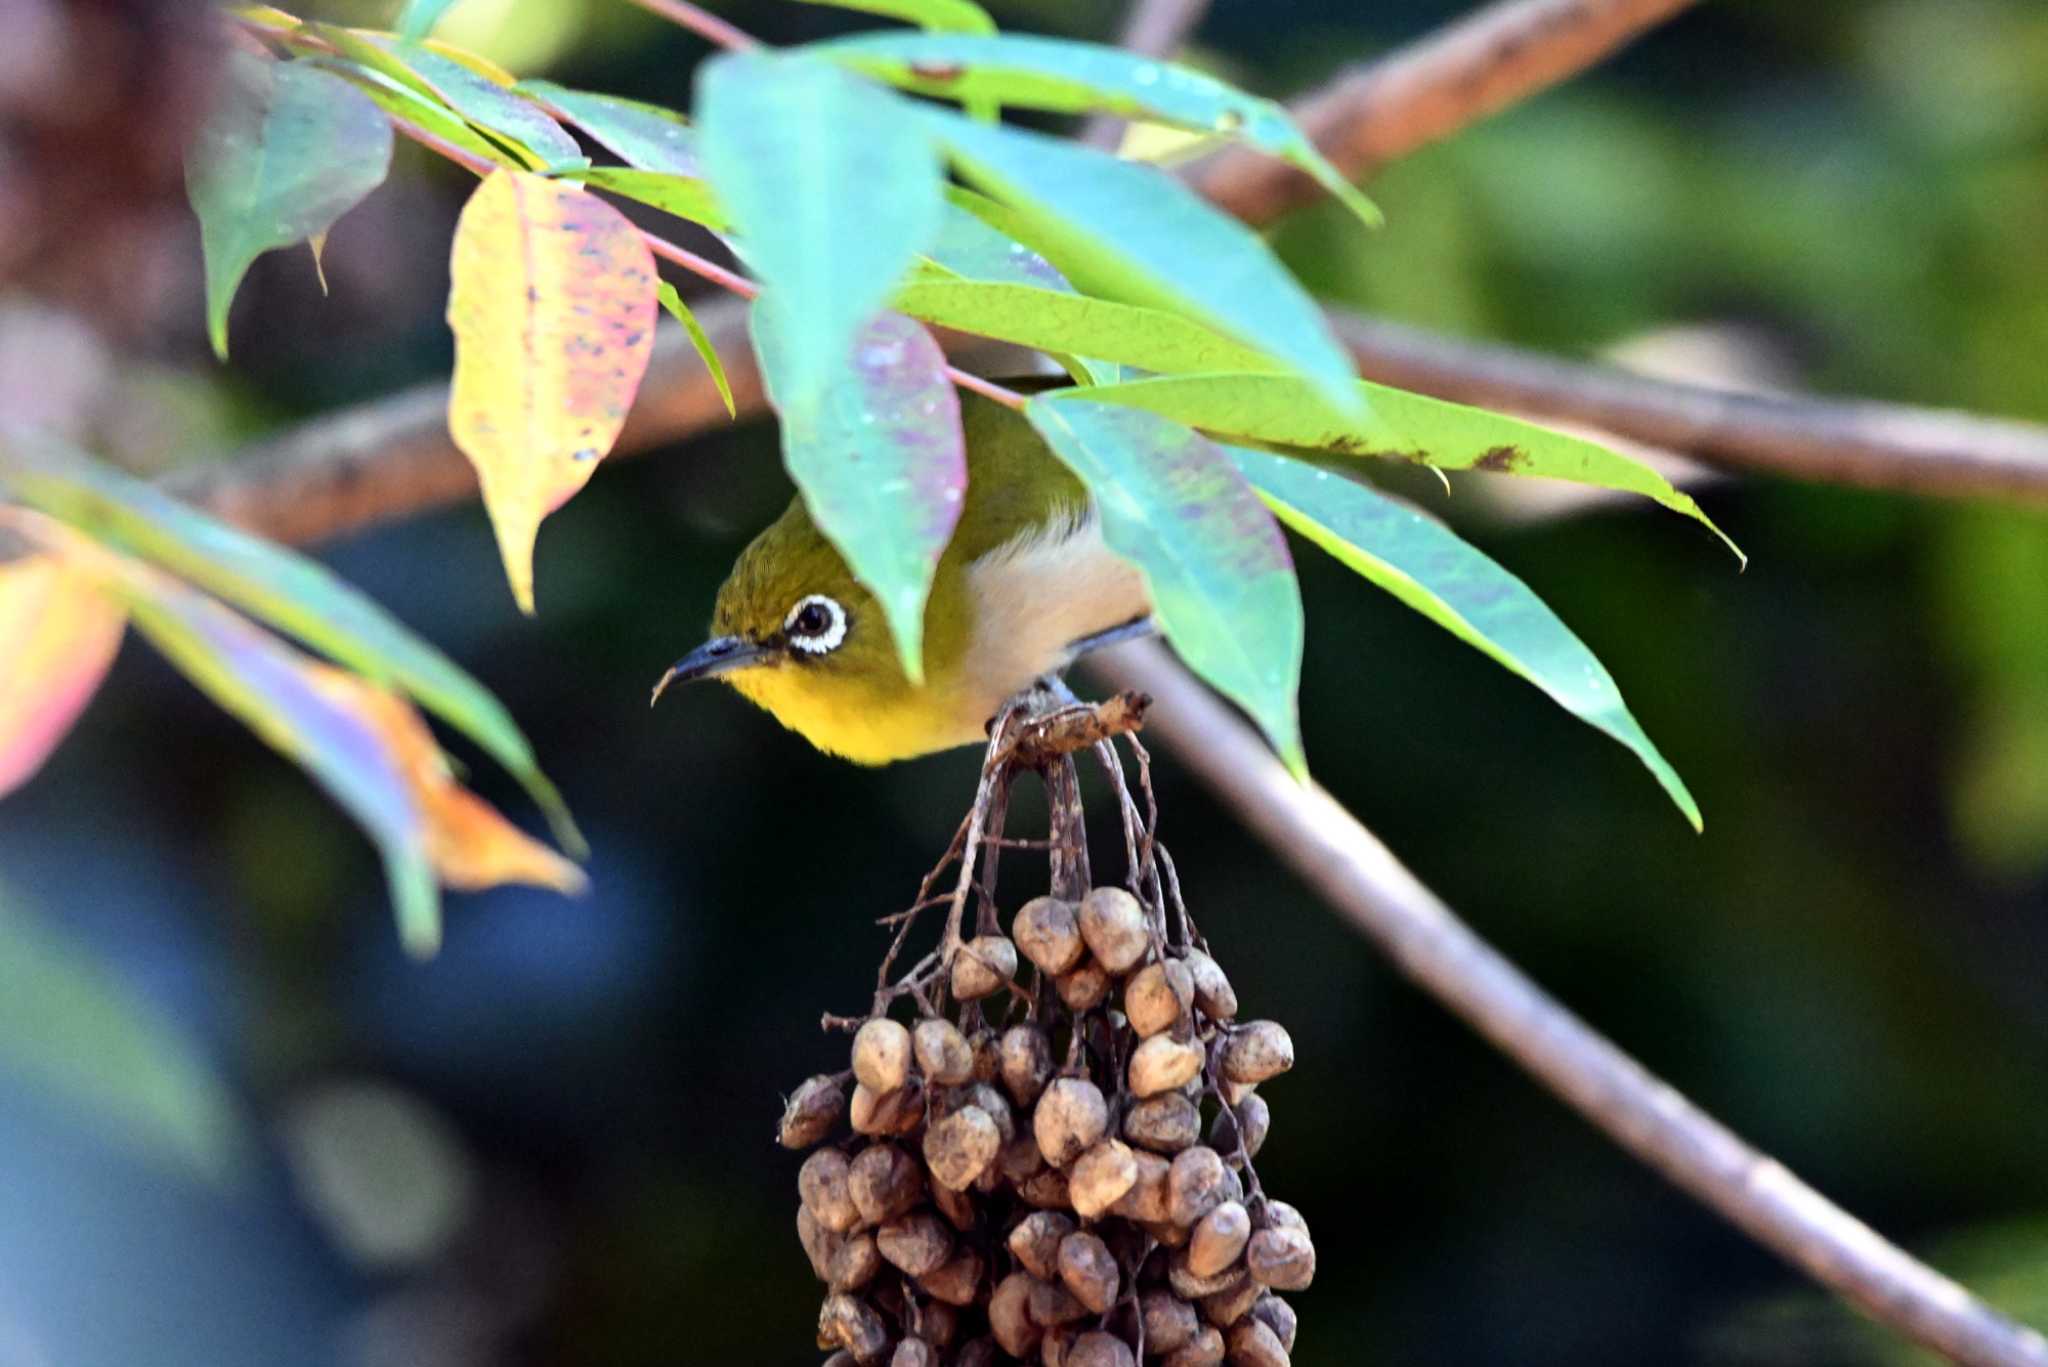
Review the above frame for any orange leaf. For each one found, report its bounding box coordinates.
[446,170,659,613]
[0,518,126,797]
[303,667,588,898]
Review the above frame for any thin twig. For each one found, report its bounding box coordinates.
[1087,638,2048,1367]
[1186,0,1703,226]
[622,0,760,51]
[1080,0,1213,149]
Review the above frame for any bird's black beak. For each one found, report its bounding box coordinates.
[650,635,777,705]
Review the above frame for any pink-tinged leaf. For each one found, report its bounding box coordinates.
[0,531,126,798]
[446,171,660,612]
[751,305,966,680]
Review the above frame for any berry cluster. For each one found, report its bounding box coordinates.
[777,695,1313,1366]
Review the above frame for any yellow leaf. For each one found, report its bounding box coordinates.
[446,171,659,612]
[0,514,126,798]
[302,667,588,897]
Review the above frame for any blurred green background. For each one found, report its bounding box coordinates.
[3,0,2047,1363]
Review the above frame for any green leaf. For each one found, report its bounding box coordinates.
[113,570,443,955]
[924,195,1071,289]
[309,56,521,169]
[695,53,945,410]
[1229,445,1702,829]
[894,279,1280,377]
[1064,372,1743,561]
[815,32,1379,228]
[578,166,728,231]
[925,111,1361,412]
[657,280,737,418]
[794,0,996,33]
[310,27,578,169]
[751,303,965,681]
[1027,395,1305,773]
[185,53,394,359]
[0,435,583,855]
[0,883,246,1183]
[518,81,702,175]
[395,0,460,40]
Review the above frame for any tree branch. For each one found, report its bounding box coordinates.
[1085,638,2048,1367]
[1186,0,1702,226]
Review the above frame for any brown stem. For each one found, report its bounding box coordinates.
[1079,0,1213,149]
[621,0,760,52]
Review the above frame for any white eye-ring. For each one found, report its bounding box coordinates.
[784,594,848,655]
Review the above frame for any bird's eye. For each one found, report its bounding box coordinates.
[784,594,848,655]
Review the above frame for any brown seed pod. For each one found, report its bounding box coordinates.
[850,1079,923,1137]
[853,1018,914,1094]
[954,1338,1000,1367]
[1000,1025,1055,1108]
[1033,1077,1110,1168]
[1183,951,1238,1021]
[890,1339,940,1367]
[1163,1324,1226,1367]
[1250,1295,1296,1354]
[818,1294,889,1366]
[1209,1092,1270,1164]
[829,1231,882,1291]
[1017,1167,1071,1210]
[1144,1216,1192,1248]
[951,934,1018,1000]
[1124,959,1194,1037]
[918,1249,985,1307]
[1128,1035,1206,1098]
[1056,1230,1120,1314]
[798,1204,839,1281]
[1217,1022,1293,1086]
[1077,887,1149,973]
[923,1104,1001,1191]
[1143,1288,1202,1354]
[1200,1270,1262,1329]
[1041,1325,1080,1367]
[916,1301,960,1348]
[1168,1147,1232,1228]
[998,1129,1046,1184]
[1014,895,1085,975]
[1068,1138,1139,1220]
[959,1083,1017,1143]
[779,1074,846,1149]
[969,1028,1001,1083]
[1008,1210,1075,1281]
[1108,1148,1172,1223]
[1125,1090,1201,1151]
[1225,1317,1289,1366]
[849,1143,925,1226]
[913,1018,974,1086]
[1067,1331,1137,1367]
[1169,1246,1250,1301]
[877,1211,955,1278]
[989,1272,1043,1359]
[1260,1202,1308,1235]
[1189,1200,1252,1278]
[1050,959,1109,1013]
[1246,1228,1315,1292]
[800,1149,861,1234]
[931,1177,976,1231]
[1027,1277,1089,1328]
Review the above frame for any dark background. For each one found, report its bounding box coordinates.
[2,1,2046,1364]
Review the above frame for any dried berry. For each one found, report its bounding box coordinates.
[1168,1147,1232,1229]
[989,1272,1042,1358]
[1225,1317,1289,1366]
[1014,895,1085,974]
[848,1143,924,1227]
[1068,1330,1137,1367]
[818,1293,889,1365]
[828,1231,881,1291]
[1210,1092,1270,1164]
[1217,1022,1293,1086]
[999,1025,1054,1109]
[1184,950,1238,1020]
[1078,887,1149,973]
[1068,1138,1138,1220]
[1125,1090,1202,1152]
[800,1149,860,1234]
[1033,1077,1109,1168]
[1054,958,1112,1011]
[924,1104,1001,1191]
[1142,1288,1202,1354]
[913,1018,974,1086]
[1163,1324,1225,1367]
[779,1074,846,1149]
[1109,1148,1172,1223]
[850,1079,923,1137]
[877,1211,954,1278]
[950,934,1017,1000]
[1129,1034,1205,1098]
[1056,1230,1120,1313]
[853,1018,913,1093]
[1245,1227,1315,1292]
[1124,959,1194,1037]
[1250,1295,1296,1353]
[1189,1200,1251,1278]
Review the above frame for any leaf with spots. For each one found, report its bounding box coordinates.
[185,52,393,358]
[813,33,1379,228]
[1065,372,1744,563]
[446,170,659,613]
[518,81,702,175]
[1027,395,1305,775]
[0,432,581,853]
[0,519,125,799]
[751,303,965,682]
[694,52,945,412]
[1230,445,1702,829]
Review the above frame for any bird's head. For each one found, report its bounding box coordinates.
[651,499,926,759]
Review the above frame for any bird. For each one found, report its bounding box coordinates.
[652,389,1153,764]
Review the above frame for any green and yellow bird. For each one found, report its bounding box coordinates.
[653,392,1152,763]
